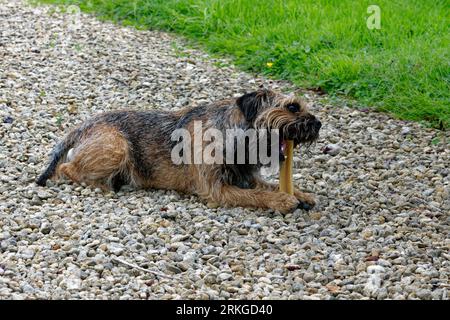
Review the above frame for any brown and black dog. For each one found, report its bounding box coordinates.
[36,89,321,213]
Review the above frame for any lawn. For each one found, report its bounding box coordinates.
[37,0,449,129]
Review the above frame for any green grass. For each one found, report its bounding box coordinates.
[37,0,449,129]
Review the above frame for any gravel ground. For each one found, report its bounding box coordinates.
[0,0,449,300]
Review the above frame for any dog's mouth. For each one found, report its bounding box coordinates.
[279,118,322,161]
[279,138,296,162]
[279,139,287,162]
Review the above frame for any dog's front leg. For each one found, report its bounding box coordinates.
[206,184,301,213]
[254,178,316,210]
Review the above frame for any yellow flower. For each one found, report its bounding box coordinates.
[266,62,273,68]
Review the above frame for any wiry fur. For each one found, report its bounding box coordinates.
[36,89,321,213]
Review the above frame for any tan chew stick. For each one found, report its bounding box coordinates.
[279,140,294,195]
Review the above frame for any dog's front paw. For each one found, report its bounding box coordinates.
[294,190,316,210]
[266,193,299,214]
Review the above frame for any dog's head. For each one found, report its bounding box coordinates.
[236,89,322,154]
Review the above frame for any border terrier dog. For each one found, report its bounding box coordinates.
[36,89,321,213]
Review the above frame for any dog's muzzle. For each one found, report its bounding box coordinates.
[279,115,321,161]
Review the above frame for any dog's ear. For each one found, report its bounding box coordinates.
[236,91,266,122]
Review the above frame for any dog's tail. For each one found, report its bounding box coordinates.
[36,128,82,187]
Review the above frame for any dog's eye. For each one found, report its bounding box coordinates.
[287,103,300,113]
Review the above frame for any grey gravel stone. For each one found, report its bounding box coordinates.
[21,248,35,260]
[415,289,432,300]
[218,273,233,281]
[322,144,341,156]
[39,223,52,234]
[108,243,125,256]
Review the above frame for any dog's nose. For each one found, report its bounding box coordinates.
[315,119,322,130]
[308,115,321,130]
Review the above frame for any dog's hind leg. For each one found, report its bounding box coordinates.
[57,125,131,190]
